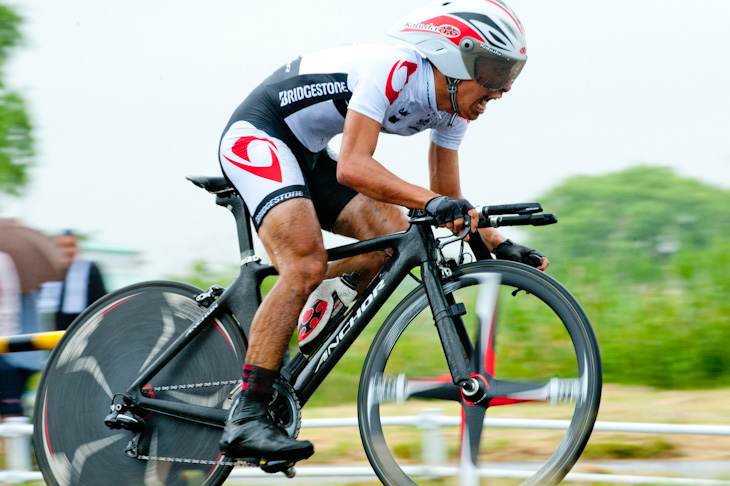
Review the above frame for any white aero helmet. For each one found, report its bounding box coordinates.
[389,0,527,91]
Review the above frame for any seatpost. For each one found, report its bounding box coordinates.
[216,193,256,261]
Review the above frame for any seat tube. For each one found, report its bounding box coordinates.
[421,260,472,387]
[217,193,256,261]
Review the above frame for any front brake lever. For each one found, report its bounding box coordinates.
[437,221,472,250]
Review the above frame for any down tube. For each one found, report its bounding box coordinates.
[294,262,412,402]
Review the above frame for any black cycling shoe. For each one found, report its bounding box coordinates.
[219,401,314,461]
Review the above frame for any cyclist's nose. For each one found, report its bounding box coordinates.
[502,83,513,93]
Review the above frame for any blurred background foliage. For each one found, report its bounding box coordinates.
[527,166,730,389]
[0,4,33,201]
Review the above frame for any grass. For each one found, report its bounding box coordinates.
[582,438,678,460]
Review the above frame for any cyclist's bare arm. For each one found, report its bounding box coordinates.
[338,110,437,211]
[428,142,549,269]
[427,141,490,240]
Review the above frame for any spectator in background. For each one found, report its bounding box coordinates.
[1,220,62,424]
[39,231,107,331]
[0,251,30,418]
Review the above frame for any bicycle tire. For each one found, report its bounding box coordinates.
[358,260,602,486]
[34,281,246,486]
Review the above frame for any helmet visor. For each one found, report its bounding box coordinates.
[463,51,526,91]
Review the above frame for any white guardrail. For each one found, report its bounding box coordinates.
[2,412,730,485]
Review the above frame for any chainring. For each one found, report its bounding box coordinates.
[227,377,302,439]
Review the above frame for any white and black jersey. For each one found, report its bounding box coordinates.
[219,44,469,230]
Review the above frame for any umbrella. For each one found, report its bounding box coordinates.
[0,218,63,294]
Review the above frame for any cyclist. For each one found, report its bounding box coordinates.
[218,0,548,462]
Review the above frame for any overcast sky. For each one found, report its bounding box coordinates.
[2,0,729,279]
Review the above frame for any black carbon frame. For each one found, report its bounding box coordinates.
[122,191,475,425]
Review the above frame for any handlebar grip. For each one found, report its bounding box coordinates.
[478,213,558,228]
[528,213,558,226]
[478,202,543,217]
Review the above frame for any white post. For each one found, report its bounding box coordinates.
[420,409,447,478]
[4,416,32,474]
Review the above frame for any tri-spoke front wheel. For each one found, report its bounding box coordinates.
[358,261,601,486]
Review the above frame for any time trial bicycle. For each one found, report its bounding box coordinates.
[34,175,601,486]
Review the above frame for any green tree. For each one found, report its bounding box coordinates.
[525,166,730,389]
[530,166,730,281]
[0,4,33,199]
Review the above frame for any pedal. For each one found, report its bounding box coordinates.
[259,459,296,477]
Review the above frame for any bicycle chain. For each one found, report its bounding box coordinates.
[138,379,249,467]
[141,379,242,395]
[136,454,255,468]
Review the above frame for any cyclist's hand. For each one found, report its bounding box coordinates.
[425,196,478,236]
[494,239,549,270]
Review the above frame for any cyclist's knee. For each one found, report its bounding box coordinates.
[278,250,328,297]
[298,255,328,292]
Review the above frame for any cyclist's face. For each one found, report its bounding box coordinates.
[457,79,512,121]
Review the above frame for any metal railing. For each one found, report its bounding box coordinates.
[3,411,730,485]
[0,331,64,354]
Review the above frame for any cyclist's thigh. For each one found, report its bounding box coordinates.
[220,120,309,231]
[332,193,409,240]
[258,197,327,275]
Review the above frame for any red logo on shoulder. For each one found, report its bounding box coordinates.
[385,60,418,105]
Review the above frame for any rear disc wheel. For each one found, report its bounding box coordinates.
[34,281,246,486]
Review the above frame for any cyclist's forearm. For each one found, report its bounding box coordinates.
[428,142,462,197]
[340,111,437,208]
[478,227,507,252]
[337,153,436,209]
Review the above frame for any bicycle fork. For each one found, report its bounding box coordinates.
[420,261,484,399]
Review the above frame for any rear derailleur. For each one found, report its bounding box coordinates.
[104,397,145,458]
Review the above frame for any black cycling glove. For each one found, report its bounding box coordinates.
[494,239,544,268]
[425,196,475,226]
